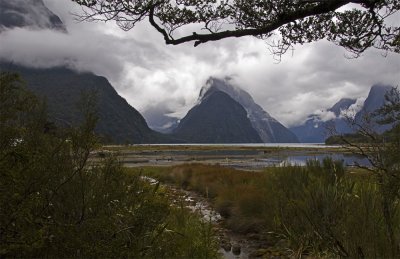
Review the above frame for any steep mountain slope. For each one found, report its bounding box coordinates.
[0,0,65,31]
[0,63,174,144]
[0,1,179,144]
[290,98,356,143]
[291,84,394,142]
[355,84,393,133]
[200,78,299,143]
[329,98,358,117]
[173,90,262,143]
[142,104,179,133]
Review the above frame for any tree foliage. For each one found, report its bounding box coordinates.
[0,72,219,258]
[329,86,400,256]
[72,0,399,56]
[270,158,400,257]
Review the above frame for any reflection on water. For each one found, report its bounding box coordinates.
[285,153,370,167]
[114,143,371,170]
[221,154,370,170]
[135,143,337,148]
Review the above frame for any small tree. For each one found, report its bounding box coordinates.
[335,87,400,256]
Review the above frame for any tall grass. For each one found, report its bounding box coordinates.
[130,159,400,257]
[270,159,400,257]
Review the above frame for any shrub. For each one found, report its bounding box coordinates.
[0,72,219,258]
[270,158,400,257]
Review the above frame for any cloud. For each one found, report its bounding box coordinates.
[340,97,366,119]
[0,0,399,129]
[0,0,65,31]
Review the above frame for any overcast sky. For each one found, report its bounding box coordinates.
[0,0,399,127]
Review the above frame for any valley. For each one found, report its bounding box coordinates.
[1,0,399,258]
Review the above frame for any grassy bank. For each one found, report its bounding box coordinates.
[127,160,400,257]
[102,144,347,154]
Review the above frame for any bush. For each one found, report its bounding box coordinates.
[138,159,400,257]
[270,158,400,257]
[0,72,219,258]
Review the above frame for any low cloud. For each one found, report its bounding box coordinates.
[340,97,366,119]
[0,0,399,128]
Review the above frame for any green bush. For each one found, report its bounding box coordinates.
[138,159,400,257]
[0,72,219,258]
[270,158,400,257]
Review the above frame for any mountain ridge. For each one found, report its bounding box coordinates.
[0,62,179,144]
[290,84,394,142]
[197,77,299,143]
[173,90,262,143]
[0,0,66,31]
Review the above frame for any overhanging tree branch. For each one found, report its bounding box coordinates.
[71,0,400,55]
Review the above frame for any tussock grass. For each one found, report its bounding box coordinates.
[128,160,400,257]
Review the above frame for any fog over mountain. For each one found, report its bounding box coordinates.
[0,0,398,129]
[291,84,395,142]
[197,78,299,143]
[0,0,176,144]
[0,0,65,31]
[173,90,262,143]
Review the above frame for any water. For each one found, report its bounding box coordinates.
[286,153,370,167]
[113,143,371,169]
[133,143,338,149]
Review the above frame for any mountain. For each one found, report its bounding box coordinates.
[291,84,394,142]
[198,78,299,143]
[0,1,179,144]
[0,63,176,144]
[0,0,66,31]
[142,104,179,134]
[290,98,356,143]
[355,84,394,133]
[173,90,262,143]
[329,98,357,117]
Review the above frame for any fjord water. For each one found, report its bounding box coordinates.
[122,143,370,169]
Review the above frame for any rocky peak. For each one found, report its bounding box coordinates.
[0,0,66,31]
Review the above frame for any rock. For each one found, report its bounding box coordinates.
[232,244,241,255]
[249,248,269,257]
[221,242,232,252]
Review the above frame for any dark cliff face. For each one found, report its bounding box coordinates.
[0,0,66,31]
[199,77,299,143]
[0,63,175,144]
[0,1,180,144]
[173,90,262,143]
[355,84,394,133]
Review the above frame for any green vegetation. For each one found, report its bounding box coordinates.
[132,159,400,257]
[325,133,370,144]
[0,72,219,258]
[2,71,399,257]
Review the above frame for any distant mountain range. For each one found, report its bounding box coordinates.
[0,0,301,144]
[0,63,177,144]
[1,0,395,144]
[290,84,394,142]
